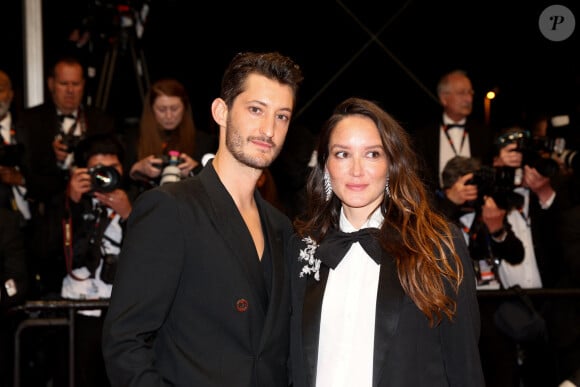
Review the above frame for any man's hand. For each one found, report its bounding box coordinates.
[523,165,555,205]
[495,143,522,168]
[68,167,92,203]
[93,189,132,220]
[52,136,70,162]
[445,172,478,205]
[480,196,506,233]
[0,166,24,186]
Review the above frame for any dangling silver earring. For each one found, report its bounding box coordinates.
[385,175,391,197]
[324,171,332,201]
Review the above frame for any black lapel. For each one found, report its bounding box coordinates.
[372,253,404,387]
[198,162,267,314]
[255,195,286,347]
[302,264,329,385]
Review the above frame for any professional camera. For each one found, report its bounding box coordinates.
[152,150,184,185]
[466,165,524,210]
[88,164,122,193]
[58,131,84,153]
[0,143,21,167]
[496,129,560,179]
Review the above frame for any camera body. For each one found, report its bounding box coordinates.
[58,131,84,154]
[153,151,184,185]
[88,164,122,193]
[466,165,524,210]
[151,154,185,170]
[496,129,560,178]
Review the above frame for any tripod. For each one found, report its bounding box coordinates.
[95,22,150,114]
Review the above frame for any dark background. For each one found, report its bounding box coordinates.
[3,0,579,135]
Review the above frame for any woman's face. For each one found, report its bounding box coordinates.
[153,95,185,130]
[326,115,388,224]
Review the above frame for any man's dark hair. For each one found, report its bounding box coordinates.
[74,133,125,168]
[441,156,481,189]
[220,51,303,108]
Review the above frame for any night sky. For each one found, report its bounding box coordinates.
[4,0,579,134]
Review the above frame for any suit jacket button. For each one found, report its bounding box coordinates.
[235,298,249,312]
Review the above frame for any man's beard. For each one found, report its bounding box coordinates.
[225,116,281,169]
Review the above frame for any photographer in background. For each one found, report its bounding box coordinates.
[15,55,115,299]
[0,69,30,227]
[438,156,524,289]
[125,78,217,195]
[60,132,131,387]
[492,127,568,290]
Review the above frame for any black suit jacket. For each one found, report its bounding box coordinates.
[102,161,294,387]
[289,224,485,387]
[412,118,496,192]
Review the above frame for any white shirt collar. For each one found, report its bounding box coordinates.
[442,113,466,126]
[339,206,384,232]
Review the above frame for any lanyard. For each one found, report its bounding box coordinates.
[443,124,467,156]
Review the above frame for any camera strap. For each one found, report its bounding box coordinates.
[63,194,90,282]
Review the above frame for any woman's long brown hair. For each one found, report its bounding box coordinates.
[137,78,197,160]
[294,97,463,326]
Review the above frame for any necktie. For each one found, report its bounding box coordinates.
[316,227,382,269]
[446,123,465,130]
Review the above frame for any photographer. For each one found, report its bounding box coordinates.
[125,78,217,195]
[59,132,131,387]
[15,55,115,298]
[438,156,524,288]
[493,127,568,290]
[0,69,30,225]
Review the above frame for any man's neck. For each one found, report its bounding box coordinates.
[443,112,466,124]
[211,151,262,209]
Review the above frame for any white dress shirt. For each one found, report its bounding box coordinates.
[439,114,470,187]
[498,187,543,289]
[316,207,383,387]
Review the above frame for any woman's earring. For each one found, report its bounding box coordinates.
[385,175,391,197]
[324,171,332,201]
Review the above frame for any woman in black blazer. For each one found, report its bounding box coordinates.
[290,97,485,387]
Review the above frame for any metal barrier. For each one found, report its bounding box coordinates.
[11,299,110,387]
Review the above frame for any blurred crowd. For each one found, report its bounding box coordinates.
[1,52,579,387]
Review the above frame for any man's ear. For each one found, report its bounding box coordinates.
[211,98,227,128]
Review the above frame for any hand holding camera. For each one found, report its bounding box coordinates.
[445,172,478,206]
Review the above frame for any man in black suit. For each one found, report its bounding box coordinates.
[412,69,520,195]
[102,51,304,387]
[15,55,115,298]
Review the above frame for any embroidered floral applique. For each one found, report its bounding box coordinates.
[298,236,321,281]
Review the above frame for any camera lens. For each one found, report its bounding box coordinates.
[90,165,121,193]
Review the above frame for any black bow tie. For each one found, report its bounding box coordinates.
[58,113,76,122]
[445,123,465,130]
[316,228,382,269]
